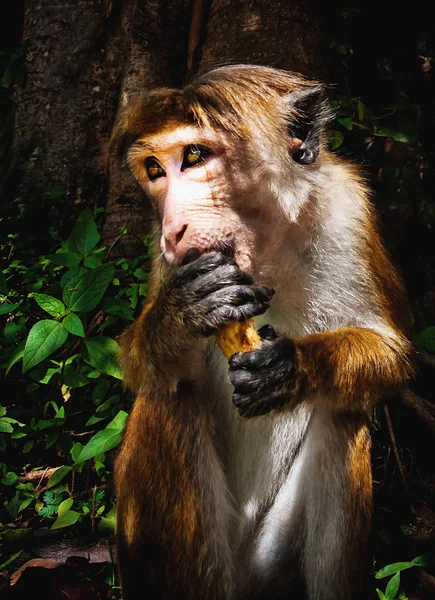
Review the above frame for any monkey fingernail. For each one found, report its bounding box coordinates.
[182,247,201,265]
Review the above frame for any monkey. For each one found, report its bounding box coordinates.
[110,65,414,600]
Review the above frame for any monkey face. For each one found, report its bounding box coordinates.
[127,122,283,274]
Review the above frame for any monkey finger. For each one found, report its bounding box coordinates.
[229,337,296,370]
[189,264,254,297]
[232,387,292,419]
[230,362,296,393]
[204,284,274,308]
[174,252,234,286]
[205,301,271,331]
[229,368,260,390]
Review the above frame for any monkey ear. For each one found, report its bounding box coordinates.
[285,85,328,165]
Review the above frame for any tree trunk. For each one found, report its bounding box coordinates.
[198,0,327,79]
[8,0,328,256]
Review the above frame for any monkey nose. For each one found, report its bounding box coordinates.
[163,223,189,257]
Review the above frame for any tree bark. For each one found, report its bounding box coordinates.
[10,0,328,255]
[197,0,327,80]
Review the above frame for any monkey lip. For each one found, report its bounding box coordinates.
[205,238,236,259]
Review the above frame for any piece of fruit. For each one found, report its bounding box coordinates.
[215,320,262,359]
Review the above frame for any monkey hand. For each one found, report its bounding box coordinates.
[166,252,274,338]
[229,325,298,418]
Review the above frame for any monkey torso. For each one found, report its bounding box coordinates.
[113,65,413,600]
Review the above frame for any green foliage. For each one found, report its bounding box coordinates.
[0,202,150,534]
[0,551,23,572]
[39,490,64,518]
[414,326,435,352]
[374,556,428,600]
[75,411,128,463]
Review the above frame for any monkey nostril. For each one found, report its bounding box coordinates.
[176,224,188,244]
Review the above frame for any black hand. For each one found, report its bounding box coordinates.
[229,326,297,418]
[163,252,274,337]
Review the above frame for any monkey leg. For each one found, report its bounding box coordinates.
[115,386,235,600]
[239,407,371,600]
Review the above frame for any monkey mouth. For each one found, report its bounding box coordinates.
[207,238,236,259]
[181,238,236,266]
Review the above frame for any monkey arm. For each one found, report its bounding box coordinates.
[293,327,413,408]
[120,252,273,395]
[115,382,237,599]
[229,325,414,416]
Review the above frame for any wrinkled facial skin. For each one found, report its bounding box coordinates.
[128,124,284,276]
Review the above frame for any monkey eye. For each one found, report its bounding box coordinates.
[181,145,212,171]
[145,157,166,181]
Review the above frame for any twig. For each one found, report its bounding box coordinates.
[400,388,435,434]
[383,405,408,491]
[91,485,97,535]
[383,404,415,516]
[18,466,59,484]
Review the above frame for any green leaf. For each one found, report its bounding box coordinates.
[70,442,84,463]
[66,209,100,257]
[75,410,128,463]
[374,126,413,144]
[23,320,68,372]
[0,419,14,433]
[92,378,111,403]
[51,509,81,529]
[18,496,34,513]
[411,555,428,567]
[414,327,435,352]
[62,264,114,312]
[32,293,66,318]
[46,431,60,449]
[84,336,122,379]
[376,590,387,600]
[11,430,27,439]
[63,366,88,388]
[62,313,85,337]
[1,471,19,486]
[46,466,72,489]
[0,302,21,315]
[57,497,73,518]
[1,68,12,89]
[0,416,24,427]
[337,117,353,130]
[385,572,400,600]
[375,562,413,579]
[46,252,80,268]
[0,550,23,571]
[86,415,107,426]
[37,367,60,385]
[358,101,374,123]
[83,253,103,269]
[330,130,344,150]
[61,267,86,290]
[5,340,25,375]
[98,504,117,535]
